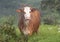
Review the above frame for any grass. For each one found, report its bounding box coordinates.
[15,24,60,42]
[0,24,60,42]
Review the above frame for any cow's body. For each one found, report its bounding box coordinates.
[16,6,40,36]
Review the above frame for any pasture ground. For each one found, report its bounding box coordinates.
[15,24,60,42]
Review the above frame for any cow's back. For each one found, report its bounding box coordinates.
[31,10,40,33]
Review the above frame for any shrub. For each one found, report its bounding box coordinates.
[0,15,19,42]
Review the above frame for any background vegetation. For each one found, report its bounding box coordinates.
[0,0,60,42]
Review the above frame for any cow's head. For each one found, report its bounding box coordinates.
[16,6,36,19]
[16,6,36,13]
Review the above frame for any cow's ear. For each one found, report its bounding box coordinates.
[16,9,23,13]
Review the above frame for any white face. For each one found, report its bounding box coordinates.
[24,6,31,19]
[24,6,31,13]
[23,7,31,35]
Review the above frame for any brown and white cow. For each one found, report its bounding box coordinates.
[16,6,40,36]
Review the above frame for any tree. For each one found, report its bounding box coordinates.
[40,0,60,25]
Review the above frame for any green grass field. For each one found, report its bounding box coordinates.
[15,24,60,42]
[0,22,60,42]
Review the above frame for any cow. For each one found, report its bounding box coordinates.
[16,6,40,35]
[16,6,40,42]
